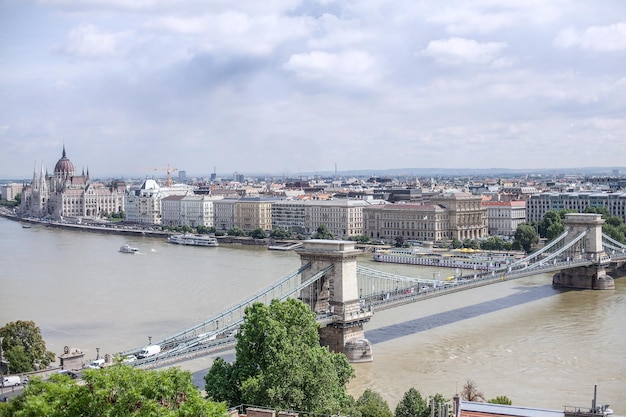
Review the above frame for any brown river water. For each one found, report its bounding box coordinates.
[1,217,624,412]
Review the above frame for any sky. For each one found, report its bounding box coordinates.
[1,0,625,179]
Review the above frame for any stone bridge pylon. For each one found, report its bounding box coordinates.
[296,240,374,363]
[553,213,615,290]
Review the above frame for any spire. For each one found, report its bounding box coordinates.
[32,161,38,190]
[62,143,67,158]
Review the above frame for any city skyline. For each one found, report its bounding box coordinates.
[1,1,625,178]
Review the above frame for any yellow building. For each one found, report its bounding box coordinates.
[234,197,273,231]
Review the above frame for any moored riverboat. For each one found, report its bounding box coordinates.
[167,233,219,247]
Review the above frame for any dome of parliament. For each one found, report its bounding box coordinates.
[54,146,75,175]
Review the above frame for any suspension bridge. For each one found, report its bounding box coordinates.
[117,213,626,368]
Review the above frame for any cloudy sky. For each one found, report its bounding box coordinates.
[1,0,625,179]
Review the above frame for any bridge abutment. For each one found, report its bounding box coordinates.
[296,240,373,363]
[552,214,615,290]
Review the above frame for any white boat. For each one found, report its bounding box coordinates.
[167,233,218,247]
[119,244,139,253]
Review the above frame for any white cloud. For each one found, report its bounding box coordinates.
[428,1,563,35]
[283,50,377,86]
[554,22,626,52]
[58,24,134,58]
[420,37,508,67]
[146,12,313,56]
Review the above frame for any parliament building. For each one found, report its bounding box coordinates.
[20,146,126,220]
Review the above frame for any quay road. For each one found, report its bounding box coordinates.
[1,211,170,238]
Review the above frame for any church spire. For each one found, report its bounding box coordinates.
[62,143,67,158]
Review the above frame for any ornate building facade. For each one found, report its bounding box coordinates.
[20,146,126,220]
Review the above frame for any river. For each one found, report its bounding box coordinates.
[0,217,624,413]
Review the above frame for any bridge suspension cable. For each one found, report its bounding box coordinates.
[120,262,314,357]
[602,233,626,252]
[509,229,571,268]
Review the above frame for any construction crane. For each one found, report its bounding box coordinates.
[141,164,178,187]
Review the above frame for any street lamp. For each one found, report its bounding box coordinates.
[96,347,100,360]
[148,336,152,345]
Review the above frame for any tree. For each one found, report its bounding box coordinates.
[312,225,334,240]
[0,365,228,417]
[356,389,393,417]
[513,223,538,253]
[270,228,291,239]
[488,396,512,405]
[461,379,485,402]
[197,225,216,235]
[394,236,405,247]
[249,228,267,239]
[451,238,462,249]
[227,227,246,236]
[395,387,429,417]
[0,320,55,372]
[427,394,450,416]
[348,235,371,244]
[205,299,355,415]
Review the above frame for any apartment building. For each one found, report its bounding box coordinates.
[482,200,526,237]
[526,192,626,223]
[271,200,307,233]
[161,194,221,227]
[363,203,449,242]
[214,199,238,231]
[305,199,374,239]
[234,197,274,231]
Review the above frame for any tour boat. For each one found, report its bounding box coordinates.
[119,244,139,254]
[167,233,218,247]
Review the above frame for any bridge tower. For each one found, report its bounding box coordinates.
[553,213,614,290]
[296,240,373,362]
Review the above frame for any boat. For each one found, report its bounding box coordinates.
[21,223,32,228]
[119,244,139,253]
[167,233,218,247]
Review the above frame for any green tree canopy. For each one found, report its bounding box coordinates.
[0,366,228,417]
[488,396,512,405]
[356,389,393,417]
[204,299,355,415]
[537,210,573,241]
[394,387,428,417]
[0,320,55,373]
[269,228,292,239]
[227,227,246,236]
[312,225,334,240]
[513,223,539,253]
[249,228,267,239]
[348,235,371,244]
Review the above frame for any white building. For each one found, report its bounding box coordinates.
[125,180,191,225]
[526,192,626,223]
[1,183,22,201]
[482,200,526,237]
